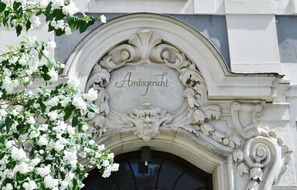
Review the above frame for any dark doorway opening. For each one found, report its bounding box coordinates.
[83,150,213,190]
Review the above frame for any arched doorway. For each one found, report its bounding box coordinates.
[83,149,213,190]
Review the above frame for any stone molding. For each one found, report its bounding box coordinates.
[85,30,292,190]
[231,102,292,190]
[86,31,235,152]
[64,14,291,190]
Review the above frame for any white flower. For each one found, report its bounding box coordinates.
[44,175,59,189]
[102,168,111,178]
[47,41,56,50]
[66,125,75,135]
[39,0,49,8]
[102,160,109,167]
[5,140,14,149]
[63,149,77,165]
[107,153,114,159]
[15,162,31,174]
[11,147,27,161]
[3,183,13,190]
[81,124,89,131]
[48,111,58,121]
[0,109,8,119]
[30,16,41,28]
[23,180,37,190]
[62,1,78,16]
[54,141,65,151]
[72,96,87,110]
[48,68,58,82]
[95,152,101,158]
[100,15,106,23]
[29,130,40,138]
[65,172,75,181]
[98,144,105,151]
[89,140,95,145]
[2,76,14,93]
[40,124,48,131]
[45,96,59,107]
[64,26,72,35]
[84,88,98,102]
[52,0,64,9]
[67,78,80,88]
[111,163,119,171]
[60,97,71,107]
[56,20,65,29]
[30,158,41,167]
[37,135,48,146]
[27,116,36,125]
[36,165,51,177]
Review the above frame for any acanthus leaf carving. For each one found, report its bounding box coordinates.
[85,30,234,150]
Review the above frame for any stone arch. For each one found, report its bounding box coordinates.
[65,13,291,190]
[64,13,280,101]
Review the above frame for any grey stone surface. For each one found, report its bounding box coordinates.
[107,63,184,113]
[276,16,297,63]
[173,15,230,66]
[55,13,230,67]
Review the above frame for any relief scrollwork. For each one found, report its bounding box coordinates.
[86,30,233,149]
[231,102,292,190]
[122,103,173,141]
[85,30,292,190]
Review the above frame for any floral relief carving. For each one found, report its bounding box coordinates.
[85,30,235,149]
[231,102,292,190]
[84,30,292,190]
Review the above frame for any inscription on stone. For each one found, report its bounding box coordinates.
[107,64,184,113]
[114,72,169,96]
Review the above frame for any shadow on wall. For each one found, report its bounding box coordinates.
[276,16,297,63]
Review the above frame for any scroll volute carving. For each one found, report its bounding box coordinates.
[231,102,292,190]
[86,30,232,150]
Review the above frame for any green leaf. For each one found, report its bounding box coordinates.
[53,9,65,20]
[0,2,6,13]
[13,1,21,11]
[64,105,74,121]
[72,115,79,127]
[44,2,52,17]
[25,20,31,31]
[16,25,22,36]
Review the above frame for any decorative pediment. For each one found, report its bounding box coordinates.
[85,30,291,190]
[86,30,237,151]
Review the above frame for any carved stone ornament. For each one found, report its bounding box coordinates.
[231,102,292,190]
[86,30,235,149]
[85,31,291,190]
[122,103,173,141]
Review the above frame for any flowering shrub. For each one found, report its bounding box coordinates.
[0,0,117,189]
[0,0,106,36]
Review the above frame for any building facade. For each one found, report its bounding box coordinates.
[1,0,297,189]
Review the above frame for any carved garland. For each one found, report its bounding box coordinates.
[86,30,292,190]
